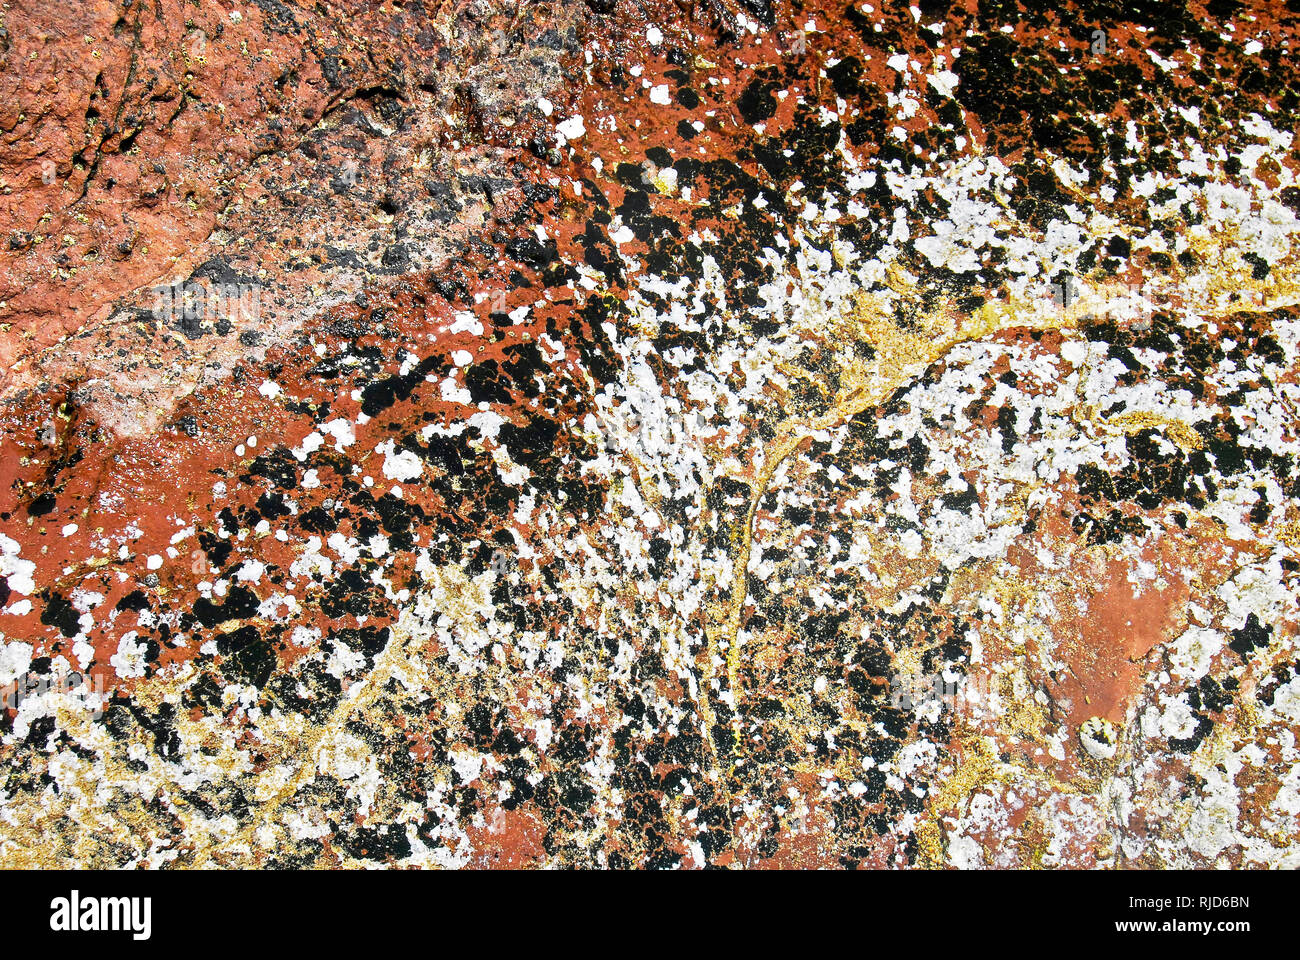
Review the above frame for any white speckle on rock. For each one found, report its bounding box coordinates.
[0,640,33,685]
[926,70,959,97]
[378,441,424,482]
[449,312,483,336]
[234,560,266,584]
[0,533,36,596]
[557,115,586,140]
[1079,716,1119,760]
[109,632,148,679]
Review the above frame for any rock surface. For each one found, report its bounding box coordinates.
[1,0,1298,868]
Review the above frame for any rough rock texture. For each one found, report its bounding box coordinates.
[1,0,1299,868]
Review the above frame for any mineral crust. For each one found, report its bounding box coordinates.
[1,0,1299,868]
